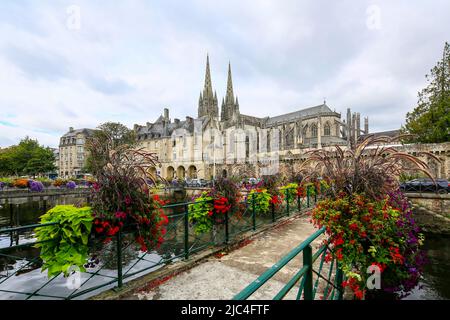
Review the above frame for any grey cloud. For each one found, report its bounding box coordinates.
[85,76,134,95]
[3,46,70,81]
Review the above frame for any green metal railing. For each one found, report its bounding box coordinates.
[0,186,319,300]
[233,226,344,300]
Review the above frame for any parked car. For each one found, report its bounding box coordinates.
[400,178,449,194]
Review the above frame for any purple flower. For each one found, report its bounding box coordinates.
[29,181,44,192]
[0,182,4,190]
[66,181,77,189]
[115,211,127,219]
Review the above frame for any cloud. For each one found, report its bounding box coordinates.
[0,0,449,147]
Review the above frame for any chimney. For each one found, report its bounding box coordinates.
[164,108,169,120]
[346,108,351,143]
[69,127,74,133]
[174,118,180,125]
[356,113,361,138]
[364,117,369,134]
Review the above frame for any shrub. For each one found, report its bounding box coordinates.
[311,192,425,299]
[36,177,52,187]
[247,188,272,214]
[280,182,298,202]
[87,134,168,252]
[35,205,94,277]
[29,180,44,192]
[13,178,30,189]
[211,177,242,213]
[53,178,67,187]
[300,134,436,299]
[188,191,214,234]
[66,181,77,189]
[0,177,14,188]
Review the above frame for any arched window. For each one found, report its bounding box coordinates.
[311,124,318,138]
[324,122,331,136]
[286,127,294,147]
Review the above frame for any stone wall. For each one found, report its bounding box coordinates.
[408,193,450,235]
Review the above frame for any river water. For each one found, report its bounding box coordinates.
[0,196,449,300]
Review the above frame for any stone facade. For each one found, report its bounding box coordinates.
[134,55,372,180]
[58,127,94,178]
[134,55,449,181]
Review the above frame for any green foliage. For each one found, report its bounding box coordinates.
[401,42,450,143]
[248,189,272,214]
[280,183,298,202]
[304,182,316,196]
[0,177,14,187]
[188,192,214,234]
[35,205,94,278]
[0,137,55,177]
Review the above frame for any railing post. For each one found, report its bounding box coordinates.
[285,189,290,216]
[184,203,189,259]
[224,209,229,245]
[314,185,317,203]
[116,229,123,288]
[297,190,301,212]
[336,264,344,300]
[307,186,310,208]
[271,202,275,223]
[303,245,313,300]
[252,193,256,231]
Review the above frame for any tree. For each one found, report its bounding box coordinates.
[84,122,137,174]
[0,137,56,177]
[401,42,450,143]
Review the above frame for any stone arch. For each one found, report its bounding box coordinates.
[187,165,197,179]
[324,121,331,136]
[166,166,175,181]
[311,123,318,138]
[177,166,186,179]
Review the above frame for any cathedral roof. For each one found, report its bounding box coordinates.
[266,103,337,125]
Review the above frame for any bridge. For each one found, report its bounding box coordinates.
[0,189,344,300]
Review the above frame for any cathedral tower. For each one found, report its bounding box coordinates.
[221,62,240,122]
[198,54,219,118]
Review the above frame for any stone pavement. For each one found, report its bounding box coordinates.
[127,213,330,300]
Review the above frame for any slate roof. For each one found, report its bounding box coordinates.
[266,104,337,125]
[62,128,95,138]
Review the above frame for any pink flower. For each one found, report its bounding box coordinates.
[125,196,132,205]
[115,211,127,219]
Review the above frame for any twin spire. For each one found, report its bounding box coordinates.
[198,54,239,121]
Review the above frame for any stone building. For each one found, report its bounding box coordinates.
[58,127,94,178]
[134,55,370,180]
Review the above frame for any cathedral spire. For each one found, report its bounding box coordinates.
[198,54,218,118]
[225,62,234,105]
[203,54,213,97]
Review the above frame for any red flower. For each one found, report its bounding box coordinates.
[349,222,359,231]
[125,196,132,205]
[95,227,104,233]
[334,236,344,246]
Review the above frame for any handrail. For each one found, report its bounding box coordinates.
[0,185,319,300]
[233,227,326,300]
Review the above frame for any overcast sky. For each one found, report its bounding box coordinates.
[0,0,449,148]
